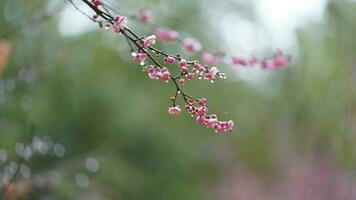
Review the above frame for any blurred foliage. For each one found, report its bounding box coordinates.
[1,0,356,199]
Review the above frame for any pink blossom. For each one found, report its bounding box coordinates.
[231,57,248,66]
[187,73,194,81]
[178,59,187,67]
[164,56,175,64]
[249,57,259,65]
[155,27,179,42]
[202,52,221,66]
[193,62,200,72]
[261,50,289,69]
[274,56,289,68]
[196,106,208,115]
[158,68,171,81]
[206,117,218,128]
[204,66,219,81]
[199,98,207,106]
[273,50,289,68]
[91,0,101,7]
[145,66,160,79]
[168,106,181,115]
[180,66,189,73]
[179,79,185,86]
[137,9,153,23]
[184,105,191,111]
[182,38,202,53]
[112,15,127,32]
[142,35,156,48]
[196,115,206,124]
[188,98,195,105]
[133,52,148,62]
[261,59,275,70]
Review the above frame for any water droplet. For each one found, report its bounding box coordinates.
[140,61,145,66]
[131,52,137,57]
[219,73,227,79]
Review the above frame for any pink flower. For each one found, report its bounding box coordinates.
[273,50,289,68]
[164,56,175,64]
[261,50,289,69]
[145,66,171,81]
[204,66,219,81]
[206,117,218,128]
[168,106,181,115]
[179,79,185,86]
[133,52,148,62]
[249,57,259,65]
[196,115,206,124]
[274,56,289,68]
[178,59,187,67]
[158,68,171,81]
[202,52,221,66]
[145,66,160,79]
[137,9,153,23]
[182,38,202,53]
[231,57,248,66]
[187,73,194,81]
[155,27,179,42]
[112,15,127,32]
[142,35,156,48]
[91,0,101,7]
[180,66,189,73]
[196,106,208,115]
[199,98,207,106]
[261,59,275,70]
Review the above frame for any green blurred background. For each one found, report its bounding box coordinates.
[1,0,356,199]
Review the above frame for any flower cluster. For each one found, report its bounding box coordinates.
[137,9,153,23]
[142,35,156,48]
[112,15,127,32]
[95,2,291,72]
[136,46,226,85]
[155,27,179,43]
[77,0,236,132]
[182,38,202,54]
[231,49,290,69]
[144,65,171,81]
[168,98,234,132]
[132,11,290,70]
[202,52,222,66]
[78,0,287,133]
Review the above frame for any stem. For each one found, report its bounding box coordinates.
[76,0,200,106]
